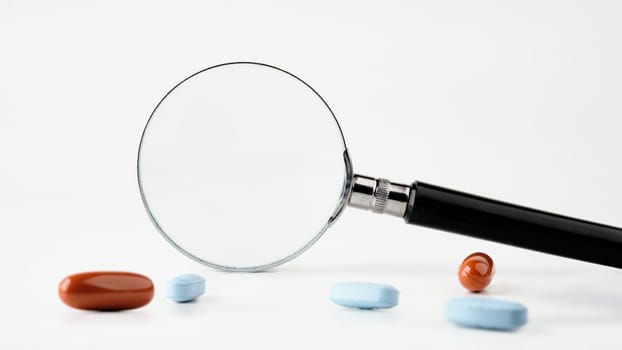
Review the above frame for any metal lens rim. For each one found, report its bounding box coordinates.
[137,61,353,272]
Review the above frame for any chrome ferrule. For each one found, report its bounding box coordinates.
[347,174,411,217]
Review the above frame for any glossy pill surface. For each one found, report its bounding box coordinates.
[445,297,527,331]
[458,252,494,292]
[166,274,205,302]
[330,282,399,309]
[58,271,154,311]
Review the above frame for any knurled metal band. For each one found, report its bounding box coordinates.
[373,178,390,213]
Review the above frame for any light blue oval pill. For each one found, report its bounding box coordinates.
[166,274,205,303]
[445,297,527,331]
[330,282,399,309]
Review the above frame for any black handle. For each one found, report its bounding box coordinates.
[405,182,622,268]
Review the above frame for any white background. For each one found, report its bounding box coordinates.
[2,0,622,348]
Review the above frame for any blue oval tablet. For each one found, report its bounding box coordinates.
[330,282,399,309]
[445,297,527,331]
[166,274,205,303]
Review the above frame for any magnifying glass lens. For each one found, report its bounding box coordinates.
[138,63,349,271]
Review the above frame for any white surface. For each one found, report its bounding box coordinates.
[2,0,622,348]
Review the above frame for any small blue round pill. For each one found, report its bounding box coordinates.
[330,282,399,309]
[445,297,527,331]
[166,274,206,303]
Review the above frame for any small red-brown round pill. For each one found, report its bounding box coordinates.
[58,271,154,311]
[458,252,494,292]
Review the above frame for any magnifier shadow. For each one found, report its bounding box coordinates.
[534,283,622,325]
[213,268,279,275]
[279,262,451,276]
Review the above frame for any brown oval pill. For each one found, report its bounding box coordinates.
[458,252,494,293]
[58,271,154,311]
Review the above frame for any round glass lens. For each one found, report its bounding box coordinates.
[138,62,350,271]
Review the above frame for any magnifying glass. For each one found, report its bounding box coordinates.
[138,62,622,272]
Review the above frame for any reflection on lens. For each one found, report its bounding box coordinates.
[138,62,351,271]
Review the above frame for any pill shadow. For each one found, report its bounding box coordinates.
[61,307,154,324]
[169,296,214,316]
[331,307,399,323]
[475,283,515,295]
[448,322,524,333]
